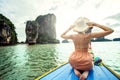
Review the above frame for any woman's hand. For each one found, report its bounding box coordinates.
[69,25,75,29]
[87,22,96,28]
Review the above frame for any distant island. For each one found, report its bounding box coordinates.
[91,37,112,42]
[113,38,120,41]
[62,39,69,43]
[91,37,120,42]
[62,37,120,43]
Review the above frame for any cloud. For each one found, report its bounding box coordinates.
[0,0,120,41]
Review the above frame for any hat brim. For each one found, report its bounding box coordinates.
[73,17,90,32]
[73,23,89,32]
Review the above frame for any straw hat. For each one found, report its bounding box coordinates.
[73,17,90,32]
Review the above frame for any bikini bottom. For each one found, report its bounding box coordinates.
[77,69,84,74]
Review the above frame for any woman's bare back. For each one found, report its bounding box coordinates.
[72,33,91,49]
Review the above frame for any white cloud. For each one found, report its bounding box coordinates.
[0,0,120,41]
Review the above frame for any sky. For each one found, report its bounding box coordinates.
[0,0,120,42]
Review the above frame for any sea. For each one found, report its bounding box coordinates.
[0,41,120,80]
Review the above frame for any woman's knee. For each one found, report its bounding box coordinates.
[74,69,81,77]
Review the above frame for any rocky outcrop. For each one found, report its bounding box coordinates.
[25,21,39,44]
[0,14,17,45]
[25,13,59,44]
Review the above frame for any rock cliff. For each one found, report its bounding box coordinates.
[0,14,17,45]
[25,13,59,44]
[25,21,39,44]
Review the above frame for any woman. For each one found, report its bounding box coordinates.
[61,17,114,80]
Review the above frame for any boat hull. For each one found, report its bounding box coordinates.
[35,63,120,80]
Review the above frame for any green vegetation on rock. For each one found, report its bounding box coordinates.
[0,14,17,45]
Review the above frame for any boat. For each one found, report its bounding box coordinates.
[35,62,120,80]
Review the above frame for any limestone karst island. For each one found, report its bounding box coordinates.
[0,13,120,46]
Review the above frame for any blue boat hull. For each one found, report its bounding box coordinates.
[35,63,120,80]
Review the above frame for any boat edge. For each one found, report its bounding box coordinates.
[102,63,120,79]
[34,62,68,80]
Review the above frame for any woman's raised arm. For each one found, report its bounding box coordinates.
[61,25,74,39]
[87,22,114,38]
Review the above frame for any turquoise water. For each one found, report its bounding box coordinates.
[0,42,120,80]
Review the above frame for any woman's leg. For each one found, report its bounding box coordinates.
[74,69,81,77]
[80,71,89,80]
